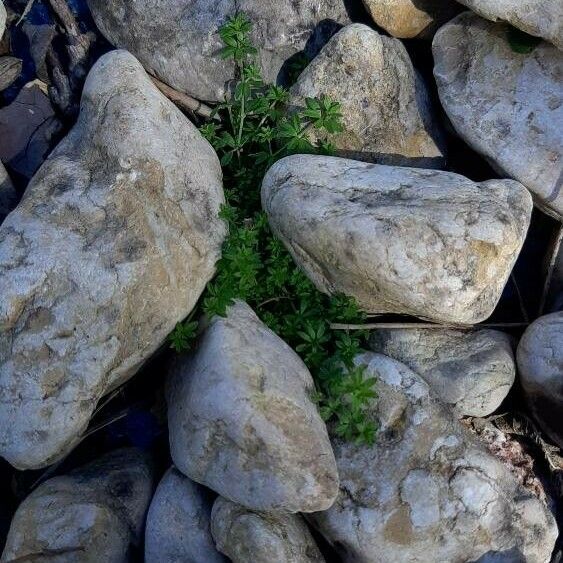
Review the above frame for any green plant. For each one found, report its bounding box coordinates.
[169,14,377,444]
[506,27,542,54]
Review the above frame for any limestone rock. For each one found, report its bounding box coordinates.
[1,448,155,563]
[262,155,532,324]
[370,328,515,416]
[211,497,325,563]
[145,467,226,563]
[362,0,460,39]
[87,0,350,102]
[166,300,338,513]
[517,312,563,449]
[433,12,563,217]
[308,353,558,563]
[456,0,563,49]
[0,50,226,469]
[289,24,445,168]
[0,161,16,222]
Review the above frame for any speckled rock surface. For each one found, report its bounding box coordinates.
[1,448,155,563]
[211,497,325,563]
[145,467,226,563]
[456,0,563,49]
[87,0,350,102]
[166,300,338,513]
[517,312,563,449]
[289,24,445,168]
[0,50,226,470]
[362,0,460,38]
[370,328,516,416]
[433,12,563,217]
[308,353,558,563]
[0,2,6,40]
[0,161,16,222]
[262,155,532,324]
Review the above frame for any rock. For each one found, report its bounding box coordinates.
[0,161,16,222]
[308,353,558,563]
[87,0,350,102]
[0,50,226,469]
[517,312,563,449]
[262,155,532,324]
[166,300,338,513]
[433,12,563,218]
[0,56,21,91]
[0,80,63,181]
[0,2,5,40]
[456,0,563,49]
[362,0,460,39]
[1,448,155,563]
[211,497,325,563]
[289,24,445,168]
[370,328,515,417]
[22,19,57,83]
[145,466,226,563]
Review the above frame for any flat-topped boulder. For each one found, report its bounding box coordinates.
[262,155,532,324]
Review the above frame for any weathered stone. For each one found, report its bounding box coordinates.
[456,0,563,49]
[289,24,444,168]
[0,80,63,181]
[211,497,324,563]
[167,300,338,513]
[87,0,350,102]
[145,467,226,563]
[308,353,558,563]
[1,448,155,563]
[0,2,5,40]
[0,161,16,222]
[517,312,563,449]
[370,328,515,416]
[433,12,563,218]
[262,155,532,324]
[0,50,226,469]
[0,56,22,91]
[22,19,57,83]
[362,0,460,38]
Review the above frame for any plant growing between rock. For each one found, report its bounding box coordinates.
[169,14,377,445]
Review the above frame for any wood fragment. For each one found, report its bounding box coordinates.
[330,322,530,331]
[149,75,216,119]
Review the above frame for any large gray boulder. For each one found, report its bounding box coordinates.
[262,155,532,325]
[166,300,338,513]
[0,50,226,469]
[433,12,563,218]
[308,353,558,563]
[0,161,16,222]
[145,467,226,563]
[370,328,516,417]
[362,0,460,39]
[289,24,445,168]
[517,312,563,449]
[1,448,155,563]
[456,0,563,49]
[87,0,350,102]
[211,497,325,563]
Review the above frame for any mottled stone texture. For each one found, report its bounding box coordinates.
[0,50,225,469]
[1,448,155,563]
[145,467,226,563]
[87,0,350,102]
[456,0,563,49]
[166,301,338,513]
[370,328,515,416]
[290,24,445,168]
[211,497,325,563]
[308,353,558,563]
[433,12,563,218]
[262,155,532,324]
[0,161,16,222]
[362,0,460,38]
[517,312,563,449]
